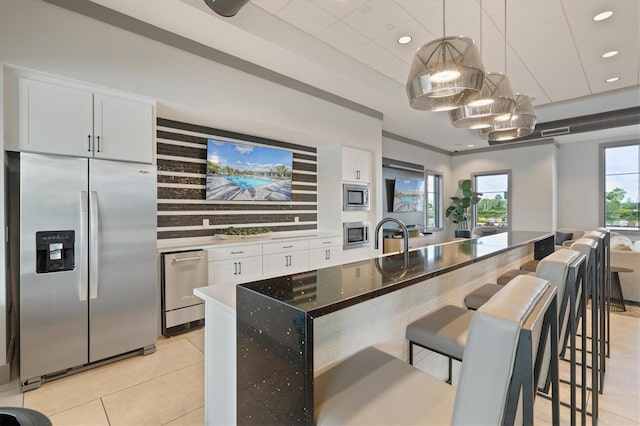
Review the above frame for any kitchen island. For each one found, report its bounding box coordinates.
[195,231,553,425]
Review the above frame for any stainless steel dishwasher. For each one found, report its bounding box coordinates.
[161,250,208,336]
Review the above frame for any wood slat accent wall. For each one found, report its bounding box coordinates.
[157,118,317,241]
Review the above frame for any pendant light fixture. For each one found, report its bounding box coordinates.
[406,0,485,112]
[449,0,516,129]
[479,92,537,140]
[478,0,536,141]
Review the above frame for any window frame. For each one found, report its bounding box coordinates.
[600,140,640,231]
[425,170,444,231]
[471,170,512,231]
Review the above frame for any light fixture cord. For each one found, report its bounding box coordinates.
[504,0,507,73]
[441,0,446,63]
[480,0,483,59]
[442,0,446,37]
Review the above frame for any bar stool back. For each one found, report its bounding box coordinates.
[315,275,559,425]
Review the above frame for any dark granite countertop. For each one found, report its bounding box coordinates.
[239,231,551,318]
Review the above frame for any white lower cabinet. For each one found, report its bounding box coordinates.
[208,256,263,285]
[262,240,309,278]
[205,235,342,285]
[207,244,262,285]
[309,237,342,269]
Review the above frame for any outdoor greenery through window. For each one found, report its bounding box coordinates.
[604,143,639,230]
[426,172,442,228]
[473,172,510,229]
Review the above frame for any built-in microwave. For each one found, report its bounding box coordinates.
[343,183,370,211]
[343,221,370,249]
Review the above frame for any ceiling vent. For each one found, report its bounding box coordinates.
[489,106,640,146]
[203,0,250,17]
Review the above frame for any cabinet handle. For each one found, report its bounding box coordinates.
[231,251,244,254]
[322,241,331,245]
[326,249,330,260]
[233,262,237,275]
[283,245,293,249]
[87,135,92,152]
[238,261,242,275]
[96,136,101,152]
[356,170,360,179]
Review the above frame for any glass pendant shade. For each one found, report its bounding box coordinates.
[479,93,537,141]
[406,36,485,112]
[449,73,516,129]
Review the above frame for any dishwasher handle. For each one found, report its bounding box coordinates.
[172,256,203,263]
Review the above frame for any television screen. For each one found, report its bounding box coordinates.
[206,139,293,201]
[393,178,425,212]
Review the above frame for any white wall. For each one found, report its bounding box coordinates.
[556,139,601,229]
[0,0,383,376]
[382,137,452,244]
[451,143,558,232]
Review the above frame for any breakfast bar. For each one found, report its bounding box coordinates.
[195,231,553,425]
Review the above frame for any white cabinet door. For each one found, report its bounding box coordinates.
[341,147,371,183]
[94,93,154,163]
[209,256,262,285]
[18,78,93,157]
[309,247,342,269]
[263,251,309,278]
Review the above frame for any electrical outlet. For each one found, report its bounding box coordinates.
[203,219,210,228]
[294,216,299,223]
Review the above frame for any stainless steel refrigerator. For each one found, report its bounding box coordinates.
[7,153,157,390]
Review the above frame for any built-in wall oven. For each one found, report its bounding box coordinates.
[343,221,370,249]
[343,183,370,211]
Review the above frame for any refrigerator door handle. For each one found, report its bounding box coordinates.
[89,191,99,300]
[80,191,89,301]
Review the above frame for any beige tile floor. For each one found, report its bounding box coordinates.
[0,311,637,425]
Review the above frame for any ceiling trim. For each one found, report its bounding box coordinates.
[41,0,384,121]
[382,130,450,155]
[450,138,558,156]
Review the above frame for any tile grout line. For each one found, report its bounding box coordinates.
[160,405,205,426]
[99,360,205,401]
[100,397,112,426]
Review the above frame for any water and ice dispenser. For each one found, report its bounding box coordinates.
[35,231,75,273]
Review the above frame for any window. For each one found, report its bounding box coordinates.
[603,143,639,230]
[473,172,511,229]
[426,172,443,229]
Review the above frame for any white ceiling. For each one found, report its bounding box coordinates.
[91,0,640,151]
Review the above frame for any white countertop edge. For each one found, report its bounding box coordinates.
[194,285,237,312]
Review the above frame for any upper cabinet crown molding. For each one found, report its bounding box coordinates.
[3,66,156,164]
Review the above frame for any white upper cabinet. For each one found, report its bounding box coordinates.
[18,78,93,158]
[93,93,153,163]
[341,146,371,183]
[16,74,154,164]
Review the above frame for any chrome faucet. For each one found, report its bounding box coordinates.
[374,217,409,261]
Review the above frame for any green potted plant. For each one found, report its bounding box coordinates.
[216,226,271,240]
[445,179,482,238]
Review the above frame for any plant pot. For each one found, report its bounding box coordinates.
[454,230,471,239]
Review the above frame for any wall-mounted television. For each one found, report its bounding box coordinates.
[392,178,425,212]
[206,138,293,201]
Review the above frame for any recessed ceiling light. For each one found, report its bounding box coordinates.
[593,10,613,21]
[602,50,619,58]
[397,35,412,45]
[467,144,475,147]
[606,76,620,83]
